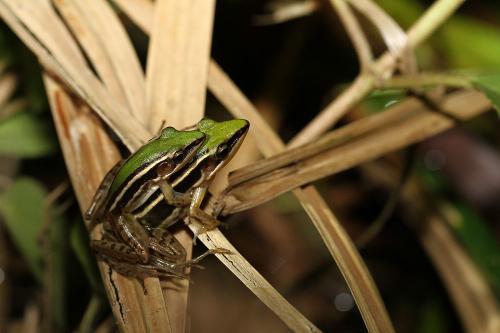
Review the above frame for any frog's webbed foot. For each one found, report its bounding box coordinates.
[188,207,220,244]
[175,248,231,268]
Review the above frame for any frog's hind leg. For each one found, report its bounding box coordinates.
[148,210,188,262]
[93,238,187,278]
[108,213,151,264]
[85,160,124,222]
[92,238,149,265]
[102,253,187,280]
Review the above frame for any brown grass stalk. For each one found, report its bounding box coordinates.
[44,77,154,332]
[145,1,215,331]
[222,90,491,213]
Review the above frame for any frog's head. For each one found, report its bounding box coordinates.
[195,118,249,181]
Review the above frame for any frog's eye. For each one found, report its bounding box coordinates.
[216,144,231,159]
[172,151,186,163]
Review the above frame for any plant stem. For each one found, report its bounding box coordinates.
[382,73,472,90]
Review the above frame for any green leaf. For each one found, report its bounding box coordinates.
[0,112,57,158]
[361,89,405,114]
[471,74,500,116]
[0,177,46,281]
[440,17,500,69]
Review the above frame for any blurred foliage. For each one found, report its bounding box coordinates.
[0,112,57,158]
[419,166,500,295]
[378,0,500,69]
[0,177,46,281]
[472,74,500,116]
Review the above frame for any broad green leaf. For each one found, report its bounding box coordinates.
[0,112,57,158]
[471,74,500,116]
[0,177,46,281]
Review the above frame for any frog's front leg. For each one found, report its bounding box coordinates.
[157,180,192,206]
[108,213,151,263]
[125,179,191,213]
[186,186,220,242]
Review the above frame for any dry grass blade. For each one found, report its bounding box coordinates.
[289,0,465,147]
[146,1,215,331]
[253,0,319,25]
[0,0,149,149]
[222,90,491,213]
[53,0,128,109]
[43,77,151,332]
[207,53,395,333]
[146,0,215,129]
[78,0,147,123]
[330,0,373,71]
[348,0,417,74]
[52,0,145,120]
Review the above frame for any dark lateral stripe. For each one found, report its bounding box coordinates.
[108,152,171,211]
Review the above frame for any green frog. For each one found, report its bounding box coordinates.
[86,118,249,278]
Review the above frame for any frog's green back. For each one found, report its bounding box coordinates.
[110,128,205,194]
